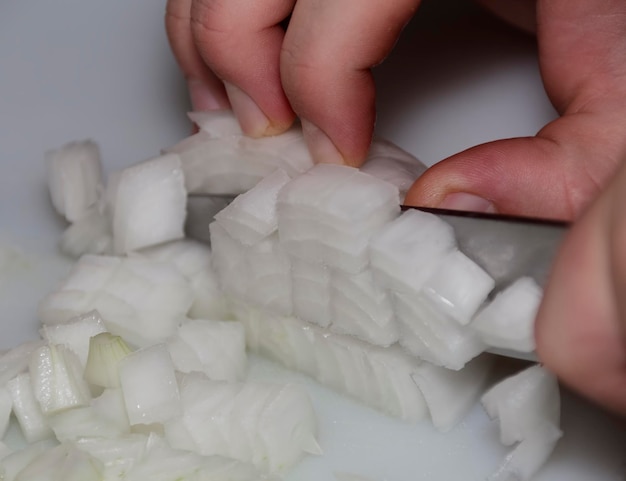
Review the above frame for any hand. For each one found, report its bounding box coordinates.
[405,0,626,415]
[165,0,422,165]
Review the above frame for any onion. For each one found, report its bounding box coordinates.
[167,372,318,473]
[278,164,400,274]
[166,319,247,382]
[215,168,291,245]
[29,344,91,414]
[38,255,194,348]
[411,354,494,432]
[111,153,187,254]
[471,277,542,353]
[0,439,58,481]
[481,364,562,480]
[118,344,181,426]
[6,374,53,443]
[60,208,113,258]
[83,332,132,389]
[235,305,428,422]
[291,259,332,327]
[0,386,12,438]
[39,310,106,367]
[45,140,103,223]
[0,340,46,386]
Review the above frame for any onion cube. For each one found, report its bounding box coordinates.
[46,139,103,222]
[421,249,495,325]
[394,292,486,370]
[119,344,181,426]
[278,164,400,273]
[329,268,398,346]
[215,169,291,245]
[369,210,456,293]
[6,374,53,443]
[0,340,46,386]
[291,259,332,328]
[60,208,113,258]
[39,310,106,367]
[112,153,187,254]
[471,277,542,352]
[0,387,12,438]
[412,354,495,432]
[167,319,247,382]
[29,344,91,414]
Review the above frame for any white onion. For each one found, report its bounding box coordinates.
[118,344,181,426]
[90,388,131,433]
[411,354,495,432]
[481,364,561,480]
[167,319,247,382]
[235,305,429,422]
[369,209,456,294]
[215,168,291,245]
[46,405,127,442]
[60,208,112,258]
[0,439,58,481]
[6,374,53,443]
[278,164,400,274]
[291,259,332,327]
[29,344,91,414]
[112,153,187,254]
[45,139,103,223]
[0,340,46,386]
[39,310,106,367]
[472,277,542,352]
[169,372,318,473]
[38,255,194,348]
[12,442,103,481]
[0,386,12,438]
[360,137,427,198]
[83,332,132,389]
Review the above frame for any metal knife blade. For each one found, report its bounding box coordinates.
[401,205,569,290]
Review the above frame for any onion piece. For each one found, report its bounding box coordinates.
[471,277,542,353]
[235,305,428,422]
[215,168,291,245]
[291,259,332,328]
[136,239,230,320]
[369,210,456,294]
[0,340,46,387]
[29,343,91,414]
[278,164,400,274]
[45,139,103,223]
[119,343,181,426]
[60,207,113,258]
[112,153,187,254]
[38,255,193,348]
[0,386,12,438]
[411,354,495,432]
[360,137,427,198]
[167,319,247,382]
[12,443,103,481]
[90,387,131,433]
[6,374,53,443]
[481,364,562,480]
[0,439,58,481]
[84,332,132,388]
[46,405,128,442]
[39,310,106,367]
[171,372,318,473]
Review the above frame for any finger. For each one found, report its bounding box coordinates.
[165,0,230,111]
[404,108,626,220]
[535,160,626,416]
[190,0,297,137]
[280,0,421,166]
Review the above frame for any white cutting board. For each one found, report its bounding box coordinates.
[0,0,623,479]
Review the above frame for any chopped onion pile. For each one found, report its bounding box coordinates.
[0,110,561,480]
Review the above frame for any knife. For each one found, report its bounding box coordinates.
[186,194,569,291]
[186,194,569,361]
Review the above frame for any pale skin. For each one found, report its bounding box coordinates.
[165,0,626,416]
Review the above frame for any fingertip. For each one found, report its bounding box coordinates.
[224,82,294,138]
[188,77,230,111]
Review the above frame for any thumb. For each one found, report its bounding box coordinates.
[404,111,625,220]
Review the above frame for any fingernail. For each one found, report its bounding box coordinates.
[439,192,497,213]
[223,82,270,137]
[301,120,345,165]
[188,78,227,111]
